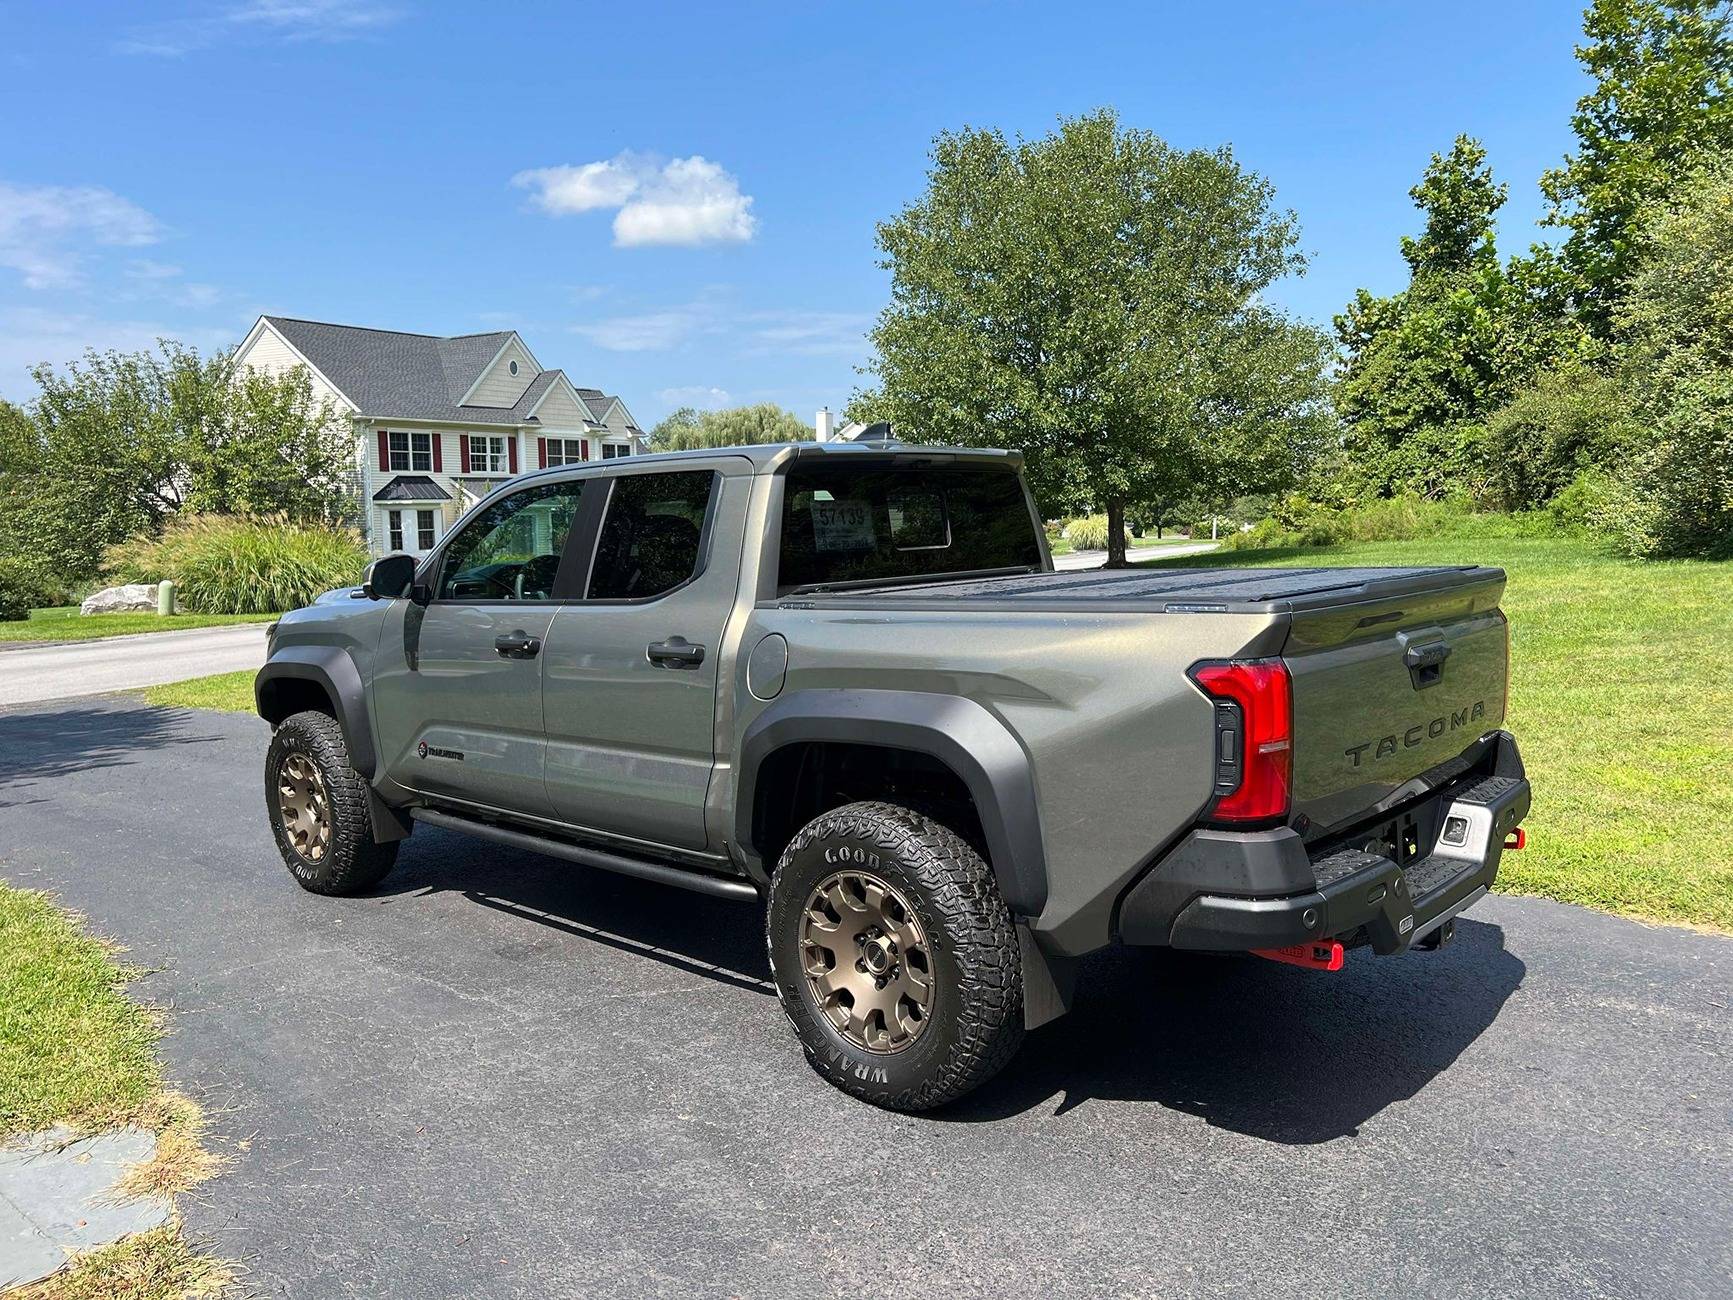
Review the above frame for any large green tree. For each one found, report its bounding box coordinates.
[1541,0,1733,333]
[860,108,1329,565]
[1335,137,1580,499]
[6,342,352,589]
[649,402,812,450]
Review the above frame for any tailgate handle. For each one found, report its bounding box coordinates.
[1402,637,1451,688]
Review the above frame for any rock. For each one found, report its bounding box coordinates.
[79,584,160,615]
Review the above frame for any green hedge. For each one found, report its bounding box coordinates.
[104,515,368,614]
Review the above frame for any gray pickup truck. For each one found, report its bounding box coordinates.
[256,441,1531,1110]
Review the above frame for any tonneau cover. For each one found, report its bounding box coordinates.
[787,565,1497,614]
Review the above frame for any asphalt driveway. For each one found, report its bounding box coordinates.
[0,696,1728,1298]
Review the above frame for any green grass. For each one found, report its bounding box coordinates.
[1147,531,1733,931]
[141,670,258,713]
[0,887,161,1136]
[0,606,278,644]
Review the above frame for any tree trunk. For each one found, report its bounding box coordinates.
[1105,497,1127,568]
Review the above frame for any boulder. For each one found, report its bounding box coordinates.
[80,584,160,616]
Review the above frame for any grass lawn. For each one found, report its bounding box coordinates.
[0,606,278,645]
[1148,530,1733,932]
[0,886,229,1295]
[142,670,257,713]
[1049,532,1199,557]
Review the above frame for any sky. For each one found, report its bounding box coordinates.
[0,1,1592,428]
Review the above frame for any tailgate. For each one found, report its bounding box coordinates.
[1283,568,1509,838]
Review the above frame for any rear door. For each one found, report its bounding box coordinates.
[541,461,750,851]
[372,477,589,815]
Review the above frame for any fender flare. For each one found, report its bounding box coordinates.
[735,689,1048,918]
[254,646,377,780]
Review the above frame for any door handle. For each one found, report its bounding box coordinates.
[494,631,542,660]
[647,636,705,668]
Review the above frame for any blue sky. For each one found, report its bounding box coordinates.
[1,1,1590,426]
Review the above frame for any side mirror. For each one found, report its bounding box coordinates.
[362,553,417,601]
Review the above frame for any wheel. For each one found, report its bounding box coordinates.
[765,801,1024,1111]
[265,710,399,895]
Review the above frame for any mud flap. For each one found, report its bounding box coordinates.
[1019,924,1078,1030]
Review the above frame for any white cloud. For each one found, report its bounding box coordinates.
[0,183,160,289]
[572,299,870,359]
[117,0,404,56]
[657,385,731,410]
[513,153,757,248]
[572,303,714,352]
[0,307,229,402]
[740,309,872,358]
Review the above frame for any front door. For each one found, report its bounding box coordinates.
[372,478,589,815]
[542,464,747,851]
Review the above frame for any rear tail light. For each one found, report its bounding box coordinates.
[1189,658,1293,823]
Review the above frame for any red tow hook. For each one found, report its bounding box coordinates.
[1504,828,1526,850]
[1252,940,1345,971]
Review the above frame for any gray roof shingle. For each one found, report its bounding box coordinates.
[261,317,614,428]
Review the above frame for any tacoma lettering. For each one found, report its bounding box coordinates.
[1345,700,1486,768]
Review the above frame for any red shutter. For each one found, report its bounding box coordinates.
[508,438,519,474]
[431,434,443,472]
[581,438,590,461]
[459,435,470,474]
[377,430,390,471]
[537,437,547,469]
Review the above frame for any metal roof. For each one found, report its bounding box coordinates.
[372,474,452,502]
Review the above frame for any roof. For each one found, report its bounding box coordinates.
[258,316,628,429]
[372,474,452,502]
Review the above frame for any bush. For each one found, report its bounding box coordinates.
[0,556,56,622]
[1215,494,1495,551]
[104,515,368,614]
[1484,362,1632,510]
[1062,514,1119,551]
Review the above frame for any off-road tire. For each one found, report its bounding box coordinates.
[765,801,1024,1111]
[265,710,399,895]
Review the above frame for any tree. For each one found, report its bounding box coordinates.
[863,108,1329,566]
[6,341,351,589]
[1335,137,1581,499]
[650,402,812,450]
[1541,0,1733,333]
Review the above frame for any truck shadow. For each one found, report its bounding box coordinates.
[385,830,1523,1144]
[946,919,1526,1142]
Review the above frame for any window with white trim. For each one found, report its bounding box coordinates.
[471,435,509,474]
[601,442,631,459]
[545,437,588,466]
[386,507,439,556]
[388,430,433,472]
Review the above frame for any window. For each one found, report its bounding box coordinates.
[546,437,588,467]
[437,481,586,601]
[601,442,631,459]
[388,430,433,472]
[385,508,438,555]
[777,463,1042,591]
[509,359,519,376]
[587,471,714,600]
[470,435,509,475]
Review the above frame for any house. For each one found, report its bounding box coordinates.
[233,315,647,556]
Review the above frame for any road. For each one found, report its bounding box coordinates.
[1053,539,1218,570]
[0,624,268,707]
[1,695,1728,1299]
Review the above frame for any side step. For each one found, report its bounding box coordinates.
[409,807,760,902]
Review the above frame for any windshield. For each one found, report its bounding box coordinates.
[777,461,1044,591]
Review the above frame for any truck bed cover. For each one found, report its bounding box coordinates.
[785,565,1503,614]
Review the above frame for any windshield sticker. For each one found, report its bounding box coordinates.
[812,497,877,551]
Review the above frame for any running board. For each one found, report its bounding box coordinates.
[408,807,760,901]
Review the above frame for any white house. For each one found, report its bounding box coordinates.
[233,315,647,556]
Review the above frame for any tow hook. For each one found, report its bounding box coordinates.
[1252,940,1344,971]
[1503,828,1526,850]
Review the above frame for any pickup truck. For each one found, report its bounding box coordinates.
[256,441,1531,1110]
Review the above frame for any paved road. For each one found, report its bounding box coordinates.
[1,695,1728,1299]
[1052,540,1218,570]
[0,624,268,707]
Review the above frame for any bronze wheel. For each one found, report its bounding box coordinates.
[276,751,332,864]
[799,869,935,1053]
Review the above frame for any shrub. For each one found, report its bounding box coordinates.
[104,514,368,614]
[1062,514,1116,551]
[0,556,56,621]
[1484,362,1633,510]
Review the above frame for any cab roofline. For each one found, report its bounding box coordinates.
[511,439,1022,483]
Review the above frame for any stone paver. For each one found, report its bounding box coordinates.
[0,1128,171,1289]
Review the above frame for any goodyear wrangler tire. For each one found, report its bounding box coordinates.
[265,710,399,896]
[765,801,1024,1111]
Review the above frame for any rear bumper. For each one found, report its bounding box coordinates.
[1118,731,1530,954]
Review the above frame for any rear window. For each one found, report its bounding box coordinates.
[778,462,1042,590]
